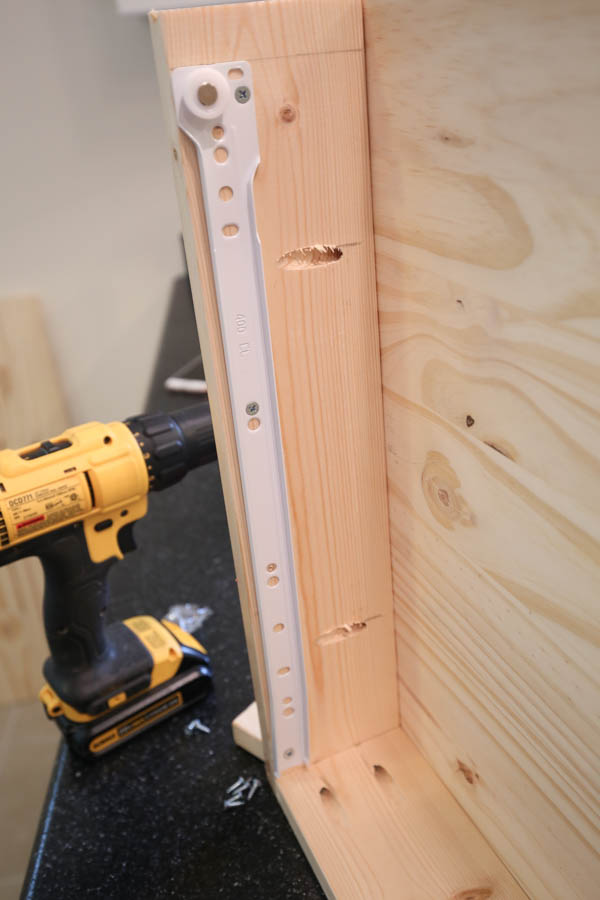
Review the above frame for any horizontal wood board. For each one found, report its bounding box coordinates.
[277,726,527,899]
[232,700,264,762]
[364,1,600,897]
[152,0,398,765]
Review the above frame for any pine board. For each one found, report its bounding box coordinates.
[151,0,397,766]
[232,700,264,762]
[364,1,600,897]
[234,704,525,899]
[276,727,527,900]
[0,297,70,703]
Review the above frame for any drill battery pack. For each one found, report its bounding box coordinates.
[39,616,212,759]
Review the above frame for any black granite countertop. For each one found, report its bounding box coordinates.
[22,278,323,900]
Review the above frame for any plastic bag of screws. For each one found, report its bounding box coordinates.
[165,603,213,634]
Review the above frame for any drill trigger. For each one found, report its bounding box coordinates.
[117,523,137,555]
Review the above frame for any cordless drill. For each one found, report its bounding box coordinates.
[0,405,216,758]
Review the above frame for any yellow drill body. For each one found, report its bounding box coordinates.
[0,420,148,563]
[0,406,215,757]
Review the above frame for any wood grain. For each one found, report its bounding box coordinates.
[365,1,600,896]
[151,14,274,769]
[276,726,526,900]
[0,297,69,703]
[152,0,397,765]
[232,700,264,762]
[155,0,362,64]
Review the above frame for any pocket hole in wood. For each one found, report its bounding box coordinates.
[266,563,277,572]
[283,707,295,717]
[247,417,260,431]
[212,125,225,140]
[273,623,285,632]
[219,186,233,201]
[267,575,279,587]
[282,696,292,704]
[214,147,228,163]
[277,666,290,676]
[222,224,239,237]
[373,763,392,782]
[277,245,343,270]
[228,67,244,80]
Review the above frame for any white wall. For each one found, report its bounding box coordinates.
[0,1,185,425]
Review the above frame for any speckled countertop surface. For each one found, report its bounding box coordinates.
[22,279,323,900]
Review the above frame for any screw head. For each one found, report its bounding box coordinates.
[245,401,259,416]
[283,748,294,759]
[235,85,251,104]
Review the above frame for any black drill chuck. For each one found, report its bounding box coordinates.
[125,403,217,492]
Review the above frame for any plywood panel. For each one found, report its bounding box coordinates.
[152,0,397,764]
[0,297,69,703]
[365,1,600,896]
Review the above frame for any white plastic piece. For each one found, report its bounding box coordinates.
[182,67,231,121]
[164,355,208,395]
[171,62,308,775]
[164,376,208,395]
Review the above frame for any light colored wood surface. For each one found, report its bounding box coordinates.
[232,700,264,762]
[151,10,274,770]
[154,0,362,63]
[364,1,600,897]
[277,726,526,900]
[0,297,69,704]
[0,700,58,895]
[152,0,397,765]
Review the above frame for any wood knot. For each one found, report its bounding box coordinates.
[279,104,297,123]
[421,452,475,531]
[438,131,474,148]
[457,760,479,785]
